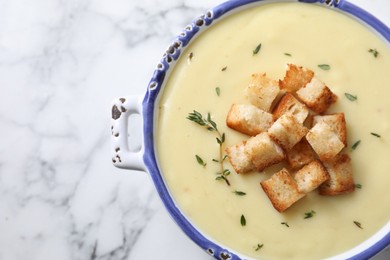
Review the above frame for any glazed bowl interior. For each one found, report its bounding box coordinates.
[137,0,390,259]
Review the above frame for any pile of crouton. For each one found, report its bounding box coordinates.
[225,64,355,212]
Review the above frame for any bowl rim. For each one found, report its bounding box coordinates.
[141,0,390,259]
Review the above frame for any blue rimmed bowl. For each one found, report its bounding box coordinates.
[111,0,390,259]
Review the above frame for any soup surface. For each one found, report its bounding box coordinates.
[156,2,390,259]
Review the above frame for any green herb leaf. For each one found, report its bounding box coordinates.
[345,93,357,101]
[240,214,246,226]
[221,66,227,71]
[351,140,361,150]
[304,210,316,219]
[215,87,220,96]
[284,53,292,56]
[371,132,381,138]
[355,183,362,189]
[255,244,264,251]
[188,52,194,61]
[233,190,246,196]
[212,159,219,163]
[369,48,379,58]
[318,64,330,70]
[187,110,206,126]
[281,222,290,227]
[354,221,363,229]
[195,155,206,167]
[253,43,262,55]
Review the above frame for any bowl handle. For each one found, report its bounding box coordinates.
[111,95,145,171]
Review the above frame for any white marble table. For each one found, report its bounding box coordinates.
[0,0,389,259]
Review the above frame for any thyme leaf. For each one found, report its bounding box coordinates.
[345,93,357,101]
[215,87,221,96]
[195,155,206,167]
[284,53,292,56]
[351,140,361,150]
[371,132,381,138]
[233,190,246,196]
[221,66,227,71]
[253,43,262,55]
[281,222,290,227]
[318,64,330,70]
[369,48,379,58]
[188,52,194,61]
[354,221,363,229]
[255,244,264,251]
[240,214,246,226]
[355,183,362,189]
[304,210,316,219]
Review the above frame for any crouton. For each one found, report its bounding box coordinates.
[225,141,255,174]
[272,92,309,124]
[294,160,329,193]
[226,104,273,136]
[245,73,280,112]
[260,168,306,212]
[296,76,337,114]
[313,113,347,146]
[279,64,314,92]
[319,153,355,195]
[268,114,309,150]
[306,120,345,161]
[245,132,285,171]
[286,138,315,169]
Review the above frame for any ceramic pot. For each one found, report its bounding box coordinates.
[111,1,390,259]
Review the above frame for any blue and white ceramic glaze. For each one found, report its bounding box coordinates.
[111,1,390,259]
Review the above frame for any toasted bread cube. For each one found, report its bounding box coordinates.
[226,104,273,136]
[268,114,309,150]
[306,121,345,161]
[313,113,347,146]
[294,160,329,193]
[279,64,314,92]
[319,154,355,195]
[272,93,309,124]
[245,73,280,112]
[261,168,306,212]
[225,141,255,174]
[286,138,315,169]
[296,77,337,114]
[245,132,285,171]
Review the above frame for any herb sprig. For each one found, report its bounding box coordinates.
[187,110,230,186]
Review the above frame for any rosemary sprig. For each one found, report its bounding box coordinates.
[187,110,230,186]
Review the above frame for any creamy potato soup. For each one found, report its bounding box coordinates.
[156,2,390,259]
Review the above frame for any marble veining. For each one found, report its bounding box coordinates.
[0,0,388,259]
